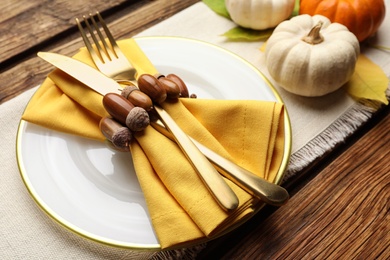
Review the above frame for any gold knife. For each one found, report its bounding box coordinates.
[38,51,239,211]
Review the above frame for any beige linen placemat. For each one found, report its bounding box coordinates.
[1,2,389,259]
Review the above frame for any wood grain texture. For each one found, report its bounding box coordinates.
[0,0,127,64]
[199,107,390,259]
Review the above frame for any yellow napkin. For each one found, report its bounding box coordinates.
[22,39,285,249]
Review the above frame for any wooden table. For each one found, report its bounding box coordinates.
[2,0,389,259]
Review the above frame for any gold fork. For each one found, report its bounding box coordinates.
[76,12,289,207]
[76,12,136,81]
[76,12,240,211]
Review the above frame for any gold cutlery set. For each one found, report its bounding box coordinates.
[38,12,289,211]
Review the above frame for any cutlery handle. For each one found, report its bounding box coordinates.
[154,106,239,211]
[152,120,289,206]
[198,143,289,206]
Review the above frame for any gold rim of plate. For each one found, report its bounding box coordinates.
[16,36,292,250]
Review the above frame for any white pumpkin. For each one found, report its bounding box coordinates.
[265,15,360,97]
[225,0,296,30]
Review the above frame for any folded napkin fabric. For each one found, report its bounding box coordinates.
[22,39,285,249]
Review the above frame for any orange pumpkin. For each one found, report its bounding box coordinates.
[299,0,386,42]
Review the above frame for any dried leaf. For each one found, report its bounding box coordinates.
[345,54,389,105]
[223,27,274,41]
[202,0,230,19]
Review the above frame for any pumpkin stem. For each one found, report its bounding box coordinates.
[302,21,324,45]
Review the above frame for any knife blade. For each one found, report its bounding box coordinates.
[38,52,121,96]
[37,51,240,211]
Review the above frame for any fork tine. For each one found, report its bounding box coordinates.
[76,12,118,64]
[76,17,103,63]
[96,12,121,58]
[77,11,136,79]
[84,14,110,63]
[88,13,117,61]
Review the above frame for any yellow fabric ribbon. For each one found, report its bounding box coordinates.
[22,39,285,249]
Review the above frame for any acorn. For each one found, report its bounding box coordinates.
[99,117,132,151]
[121,84,153,111]
[166,73,189,98]
[155,74,181,99]
[103,93,150,132]
[137,74,167,104]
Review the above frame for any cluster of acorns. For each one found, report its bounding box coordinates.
[99,73,194,151]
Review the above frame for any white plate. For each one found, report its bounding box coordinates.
[17,37,291,250]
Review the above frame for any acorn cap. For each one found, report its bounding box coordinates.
[125,107,150,132]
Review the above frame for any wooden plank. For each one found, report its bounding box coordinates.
[0,0,199,104]
[199,107,390,259]
[0,0,128,64]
